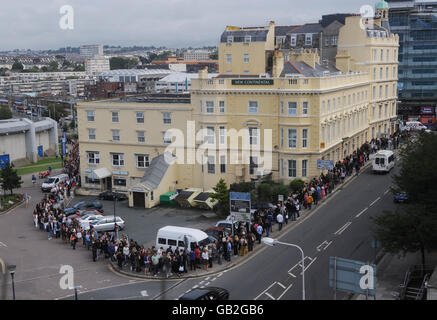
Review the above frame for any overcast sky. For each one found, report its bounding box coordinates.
[0,0,388,50]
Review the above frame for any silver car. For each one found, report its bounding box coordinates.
[90,216,125,232]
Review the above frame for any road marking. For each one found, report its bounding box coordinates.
[277,283,293,300]
[192,285,198,289]
[205,277,210,281]
[288,256,314,277]
[355,207,368,218]
[277,282,286,289]
[301,256,318,274]
[334,222,352,235]
[140,290,148,297]
[199,281,204,285]
[264,292,275,300]
[0,241,7,247]
[254,282,277,300]
[369,197,381,207]
[204,282,210,286]
[211,277,217,281]
[384,189,390,195]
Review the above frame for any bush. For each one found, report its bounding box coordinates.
[230,181,255,193]
[272,184,290,203]
[289,179,305,192]
[257,183,273,202]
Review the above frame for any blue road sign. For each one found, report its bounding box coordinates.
[317,159,334,170]
[329,256,376,296]
[0,154,10,168]
[37,146,44,158]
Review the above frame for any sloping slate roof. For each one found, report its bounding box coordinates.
[140,152,174,190]
[287,23,323,34]
[176,191,194,200]
[220,29,269,42]
[275,26,298,36]
[281,61,340,77]
[319,14,352,27]
[194,192,211,202]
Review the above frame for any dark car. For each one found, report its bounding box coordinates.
[98,191,128,201]
[204,227,229,242]
[394,192,408,203]
[178,287,229,300]
[64,200,104,216]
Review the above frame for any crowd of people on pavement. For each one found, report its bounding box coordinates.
[29,131,408,278]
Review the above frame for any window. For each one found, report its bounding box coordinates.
[111,111,119,123]
[302,160,308,177]
[219,126,225,144]
[111,153,124,166]
[244,35,251,43]
[386,67,389,79]
[379,105,382,118]
[379,85,382,98]
[220,155,226,173]
[206,101,214,113]
[373,49,377,61]
[385,85,388,98]
[86,110,95,122]
[199,100,202,113]
[372,106,376,120]
[386,49,389,61]
[302,101,309,116]
[163,131,172,144]
[113,178,126,187]
[86,151,99,165]
[227,36,233,44]
[136,154,149,168]
[88,128,95,140]
[325,37,330,46]
[244,54,249,63]
[385,104,388,117]
[280,128,284,147]
[288,102,297,116]
[332,36,338,46]
[280,101,284,115]
[302,129,308,148]
[243,71,249,75]
[158,238,166,245]
[136,112,144,123]
[373,87,376,100]
[163,112,171,124]
[207,156,215,174]
[249,156,258,175]
[380,68,383,79]
[322,101,326,114]
[248,101,258,114]
[206,126,215,144]
[290,35,297,46]
[305,34,312,45]
[288,129,297,148]
[226,54,232,64]
[288,160,296,178]
[373,68,377,80]
[219,101,225,113]
[137,131,145,143]
[112,129,120,141]
[249,127,258,145]
[380,49,383,61]
[280,159,284,177]
[327,99,331,112]
[167,239,177,246]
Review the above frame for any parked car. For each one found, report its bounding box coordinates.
[204,227,229,242]
[215,219,240,236]
[78,214,104,229]
[394,192,408,203]
[179,287,229,300]
[41,174,69,192]
[69,209,103,220]
[91,216,125,232]
[98,191,128,201]
[64,200,103,216]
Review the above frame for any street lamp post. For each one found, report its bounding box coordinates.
[8,264,16,300]
[262,237,305,300]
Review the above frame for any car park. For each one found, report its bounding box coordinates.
[41,174,69,192]
[98,191,128,201]
[78,214,104,229]
[64,200,103,216]
[91,216,125,232]
[178,287,229,300]
[69,209,103,220]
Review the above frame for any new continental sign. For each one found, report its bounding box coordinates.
[232,79,274,85]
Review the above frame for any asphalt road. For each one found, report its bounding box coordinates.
[61,160,400,300]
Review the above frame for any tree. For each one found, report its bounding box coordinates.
[0,106,12,120]
[69,119,75,131]
[257,183,273,202]
[48,61,59,71]
[372,132,437,274]
[110,57,138,70]
[12,61,24,71]
[210,178,229,217]
[210,51,218,60]
[0,163,23,195]
[289,179,305,192]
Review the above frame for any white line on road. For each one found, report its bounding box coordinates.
[140,290,148,297]
[0,241,7,247]
[334,222,352,235]
[324,241,333,251]
[355,207,368,218]
[277,282,286,289]
[277,283,293,300]
[204,282,210,286]
[192,285,199,289]
[301,257,318,274]
[264,292,275,300]
[369,197,381,207]
[211,277,217,281]
[205,277,210,281]
[384,189,390,195]
[254,282,277,300]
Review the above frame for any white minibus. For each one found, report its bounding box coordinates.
[156,226,211,252]
[373,150,395,173]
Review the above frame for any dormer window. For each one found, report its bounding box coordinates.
[227,36,234,44]
[290,35,297,46]
[305,34,312,46]
[244,35,251,43]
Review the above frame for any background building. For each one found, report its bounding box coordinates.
[387,0,437,126]
[155,72,218,93]
[85,57,110,75]
[183,50,211,61]
[80,44,104,58]
[0,118,59,165]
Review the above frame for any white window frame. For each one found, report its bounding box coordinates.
[302,101,309,116]
[226,54,232,64]
[288,159,297,178]
[244,35,251,43]
[136,112,144,124]
[243,54,249,63]
[302,159,308,177]
[88,128,96,140]
[206,101,214,114]
[86,151,100,165]
[219,101,225,113]
[112,129,120,141]
[287,101,297,116]
[305,33,313,46]
[220,155,226,173]
[248,101,258,114]
[111,153,125,167]
[288,128,297,148]
[280,127,284,148]
[111,111,119,123]
[290,35,297,46]
[219,126,225,145]
[248,127,259,146]
[137,130,145,143]
[136,154,149,168]
[207,156,215,174]
[163,131,172,144]
[86,110,95,122]
[163,112,171,124]
[206,126,215,144]
[302,129,308,148]
[227,36,233,44]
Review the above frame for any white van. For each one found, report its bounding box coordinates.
[402,121,427,131]
[41,173,69,192]
[373,150,395,173]
[156,226,211,252]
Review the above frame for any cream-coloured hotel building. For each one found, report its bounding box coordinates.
[77,2,399,208]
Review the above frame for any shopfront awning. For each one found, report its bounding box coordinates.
[89,167,112,180]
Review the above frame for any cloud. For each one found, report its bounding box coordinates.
[0,0,372,50]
